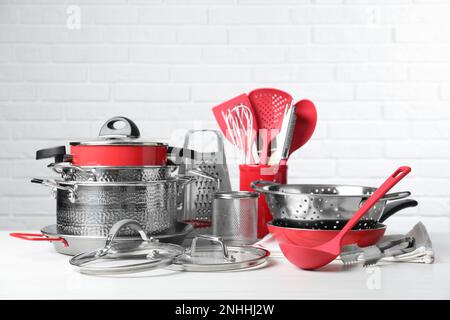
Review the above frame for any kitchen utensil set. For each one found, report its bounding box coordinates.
[9,91,425,274]
[212,88,316,166]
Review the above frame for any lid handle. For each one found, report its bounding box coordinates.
[190,235,235,262]
[104,219,149,252]
[99,116,140,139]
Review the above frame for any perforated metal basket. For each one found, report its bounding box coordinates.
[251,181,410,228]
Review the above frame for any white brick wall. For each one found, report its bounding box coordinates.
[0,0,449,232]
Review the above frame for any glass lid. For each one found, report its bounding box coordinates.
[69,219,184,275]
[168,235,270,272]
[69,220,270,275]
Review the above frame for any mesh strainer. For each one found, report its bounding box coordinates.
[212,191,259,245]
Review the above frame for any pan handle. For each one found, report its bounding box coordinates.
[250,180,281,193]
[9,233,68,247]
[379,199,418,223]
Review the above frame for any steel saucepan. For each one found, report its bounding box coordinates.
[251,181,411,226]
[267,199,418,248]
[31,177,193,237]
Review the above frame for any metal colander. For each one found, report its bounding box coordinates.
[251,181,410,229]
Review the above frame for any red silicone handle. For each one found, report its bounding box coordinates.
[336,166,411,244]
[9,232,68,247]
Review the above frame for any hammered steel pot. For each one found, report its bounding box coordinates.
[251,181,411,227]
[32,178,192,237]
[49,162,179,182]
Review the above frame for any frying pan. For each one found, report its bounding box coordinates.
[267,199,417,248]
[10,221,193,256]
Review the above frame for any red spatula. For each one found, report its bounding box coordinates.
[280,99,317,166]
[248,88,293,164]
[282,166,411,270]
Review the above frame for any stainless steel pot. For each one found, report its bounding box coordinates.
[251,181,411,226]
[32,177,193,237]
[48,162,179,182]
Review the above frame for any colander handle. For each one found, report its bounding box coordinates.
[250,180,281,193]
[379,191,411,201]
[379,199,418,223]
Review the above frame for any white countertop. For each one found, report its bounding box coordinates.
[0,231,449,300]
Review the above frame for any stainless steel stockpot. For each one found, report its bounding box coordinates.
[32,177,193,237]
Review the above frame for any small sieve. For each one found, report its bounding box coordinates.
[212,191,259,246]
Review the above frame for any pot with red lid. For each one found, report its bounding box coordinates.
[36,116,204,182]
[37,116,168,167]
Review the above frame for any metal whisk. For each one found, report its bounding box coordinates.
[221,104,258,164]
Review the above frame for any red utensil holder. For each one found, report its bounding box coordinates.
[239,164,287,238]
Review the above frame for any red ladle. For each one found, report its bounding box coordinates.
[286,166,411,270]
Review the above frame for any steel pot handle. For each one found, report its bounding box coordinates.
[48,162,97,181]
[379,199,418,223]
[31,178,77,203]
[9,232,68,247]
[31,178,76,192]
[99,116,140,139]
[189,235,235,262]
[250,180,281,193]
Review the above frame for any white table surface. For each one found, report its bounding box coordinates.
[0,231,449,300]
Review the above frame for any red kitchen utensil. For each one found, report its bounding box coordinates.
[280,99,317,166]
[212,94,258,164]
[248,88,293,164]
[277,166,411,270]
